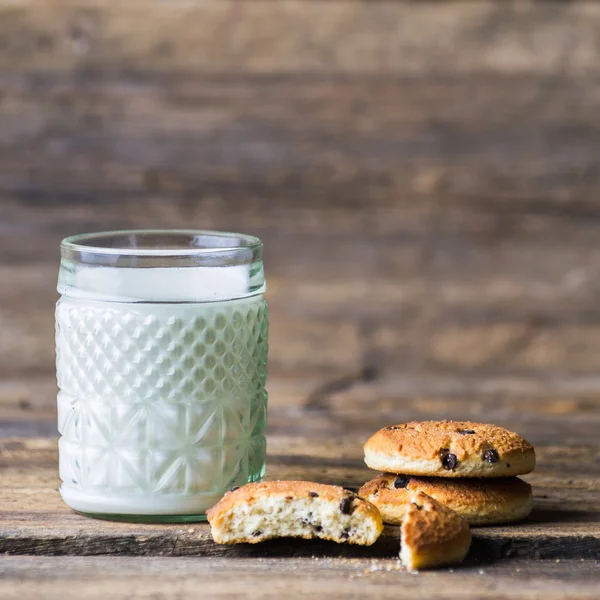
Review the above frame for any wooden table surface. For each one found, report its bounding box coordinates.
[2,0,600,597]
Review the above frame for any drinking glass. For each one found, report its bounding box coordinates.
[55,230,268,521]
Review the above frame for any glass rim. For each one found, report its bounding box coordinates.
[61,229,263,258]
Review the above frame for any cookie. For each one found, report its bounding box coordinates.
[400,491,471,571]
[206,481,384,546]
[364,420,535,478]
[359,474,533,526]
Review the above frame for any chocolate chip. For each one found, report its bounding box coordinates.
[229,486,240,492]
[314,525,322,533]
[301,511,314,526]
[386,426,401,430]
[440,450,458,470]
[457,429,475,435]
[285,495,293,500]
[393,476,411,489]
[340,497,351,514]
[309,492,319,498]
[252,530,262,537]
[412,502,422,510]
[483,448,499,464]
[443,454,458,470]
[341,527,351,540]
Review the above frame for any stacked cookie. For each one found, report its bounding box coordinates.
[360,420,536,528]
[360,420,536,570]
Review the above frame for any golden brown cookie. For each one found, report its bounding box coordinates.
[364,421,535,478]
[206,481,384,545]
[400,491,471,571]
[359,474,533,526]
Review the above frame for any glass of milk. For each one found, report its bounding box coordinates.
[55,230,268,521]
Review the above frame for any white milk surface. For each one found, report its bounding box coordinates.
[61,264,251,302]
[56,266,268,516]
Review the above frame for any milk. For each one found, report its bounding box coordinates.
[56,264,268,518]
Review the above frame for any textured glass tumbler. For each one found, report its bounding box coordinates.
[55,230,268,522]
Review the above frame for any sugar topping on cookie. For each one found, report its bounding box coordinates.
[400,491,472,571]
[360,473,533,526]
[364,420,536,478]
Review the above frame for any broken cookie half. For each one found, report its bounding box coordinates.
[206,481,383,546]
[400,491,472,571]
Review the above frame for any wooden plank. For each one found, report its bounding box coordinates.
[4,372,600,436]
[5,371,600,436]
[1,557,599,600]
[3,76,600,202]
[4,256,600,379]
[1,433,598,559]
[1,22,600,382]
[2,1,600,76]
[4,178,600,382]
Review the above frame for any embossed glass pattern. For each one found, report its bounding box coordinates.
[55,230,268,521]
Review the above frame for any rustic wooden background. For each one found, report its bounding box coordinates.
[1,2,600,597]
[3,0,600,427]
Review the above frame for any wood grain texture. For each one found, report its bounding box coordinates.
[4,195,600,380]
[1,431,599,559]
[2,3,600,388]
[4,76,600,202]
[3,76,600,381]
[4,374,600,437]
[1,557,599,600]
[2,1,600,76]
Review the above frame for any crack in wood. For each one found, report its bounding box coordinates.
[304,364,379,412]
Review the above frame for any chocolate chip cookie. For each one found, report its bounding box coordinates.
[400,491,472,571]
[207,481,384,546]
[360,473,533,525]
[364,421,535,478]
